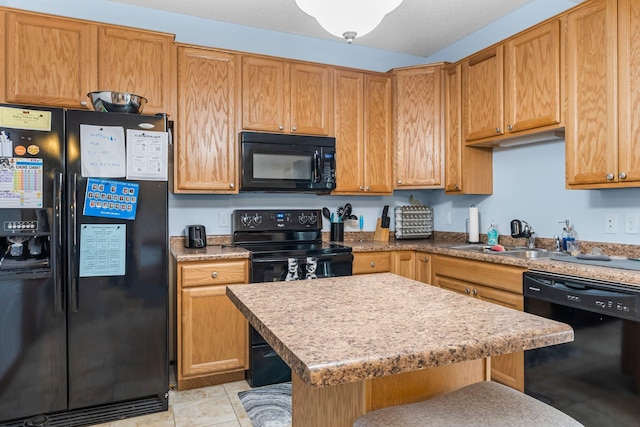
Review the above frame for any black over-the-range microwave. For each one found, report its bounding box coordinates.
[239,131,336,193]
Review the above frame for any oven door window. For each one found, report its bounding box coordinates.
[251,253,353,283]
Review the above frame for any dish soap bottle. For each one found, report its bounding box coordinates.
[487,221,499,246]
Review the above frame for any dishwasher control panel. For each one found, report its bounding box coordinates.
[524,271,640,321]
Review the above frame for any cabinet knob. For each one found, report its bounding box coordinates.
[465,288,471,294]
[619,172,627,180]
[495,127,501,133]
[229,183,235,189]
[360,185,365,191]
[292,126,297,131]
[370,261,376,268]
[606,173,614,181]
[423,256,429,262]
[507,124,513,131]
[279,125,284,130]
[212,272,218,278]
[473,288,478,296]
[454,184,459,190]
[80,100,87,106]
[397,179,402,185]
[366,186,371,191]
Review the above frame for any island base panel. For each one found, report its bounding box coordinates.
[291,358,490,427]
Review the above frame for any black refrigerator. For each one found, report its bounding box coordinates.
[0,105,169,426]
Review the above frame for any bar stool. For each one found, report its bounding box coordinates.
[353,381,583,426]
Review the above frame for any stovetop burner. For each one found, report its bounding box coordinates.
[231,209,351,259]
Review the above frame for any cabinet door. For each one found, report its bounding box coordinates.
[617,0,640,184]
[180,285,248,378]
[445,64,493,195]
[414,252,432,285]
[334,69,365,193]
[463,46,504,142]
[363,74,393,194]
[394,66,443,188]
[504,20,562,134]
[391,251,416,279]
[566,0,618,186]
[175,46,239,193]
[98,26,176,117]
[5,12,97,108]
[290,63,333,135]
[242,56,289,133]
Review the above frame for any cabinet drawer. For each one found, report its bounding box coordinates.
[180,261,248,287]
[433,255,525,294]
[353,252,391,274]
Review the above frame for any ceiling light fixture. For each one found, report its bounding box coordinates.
[295,0,403,44]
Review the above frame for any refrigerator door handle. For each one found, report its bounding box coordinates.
[54,172,64,313]
[69,172,79,312]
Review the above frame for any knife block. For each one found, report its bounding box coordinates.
[374,218,389,242]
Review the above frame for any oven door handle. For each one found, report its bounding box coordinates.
[252,253,342,264]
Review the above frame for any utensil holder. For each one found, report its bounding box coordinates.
[374,219,389,242]
[330,222,344,242]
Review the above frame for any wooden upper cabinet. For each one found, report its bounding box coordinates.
[241,55,333,135]
[462,46,504,142]
[4,11,98,108]
[363,73,393,194]
[175,46,239,193]
[617,0,640,185]
[505,20,562,133]
[444,64,492,195]
[334,70,392,195]
[290,63,333,135]
[334,69,365,193]
[566,0,618,187]
[98,26,176,117]
[393,65,444,189]
[242,56,289,133]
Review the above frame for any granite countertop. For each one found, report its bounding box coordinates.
[226,273,574,388]
[170,239,250,262]
[171,235,640,286]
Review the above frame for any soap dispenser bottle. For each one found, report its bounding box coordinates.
[487,221,499,245]
[559,220,573,251]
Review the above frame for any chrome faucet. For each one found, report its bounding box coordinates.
[510,219,536,249]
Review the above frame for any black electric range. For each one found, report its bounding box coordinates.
[231,209,353,386]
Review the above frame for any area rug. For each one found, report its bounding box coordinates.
[238,382,292,427]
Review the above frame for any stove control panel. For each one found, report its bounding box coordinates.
[232,209,322,231]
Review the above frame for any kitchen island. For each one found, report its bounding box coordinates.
[226,273,573,426]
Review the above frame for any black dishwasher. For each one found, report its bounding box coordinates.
[523,271,640,426]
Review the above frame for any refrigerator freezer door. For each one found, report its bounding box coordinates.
[64,110,168,409]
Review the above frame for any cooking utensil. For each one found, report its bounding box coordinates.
[347,215,358,221]
[343,203,352,220]
[359,215,364,242]
[322,207,331,220]
[87,91,148,113]
[337,205,344,222]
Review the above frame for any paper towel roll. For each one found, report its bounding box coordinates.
[468,206,480,243]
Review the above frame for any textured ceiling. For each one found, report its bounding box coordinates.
[107,0,564,57]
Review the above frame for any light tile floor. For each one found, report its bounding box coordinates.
[91,380,254,427]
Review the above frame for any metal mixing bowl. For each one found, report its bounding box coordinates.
[87,91,148,113]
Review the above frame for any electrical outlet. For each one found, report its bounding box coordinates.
[219,211,229,227]
[605,214,618,234]
[444,211,452,225]
[624,213,639,234]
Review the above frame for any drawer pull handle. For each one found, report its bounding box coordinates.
[370,261,376,268]
[473,288,478,296]
[465,288,470,294]
[212,272,218,278]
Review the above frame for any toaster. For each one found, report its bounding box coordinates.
[186,225,207,248]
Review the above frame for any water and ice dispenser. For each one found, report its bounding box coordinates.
[0,209,51,272]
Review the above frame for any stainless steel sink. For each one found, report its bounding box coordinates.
[450,245,552,259]
[498,248,551,259]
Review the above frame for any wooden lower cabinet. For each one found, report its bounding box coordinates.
[414,252,432,285]
[391,251,415,279]
[353,252,391,275]
[177,260,249,390]
[431,255,525,391]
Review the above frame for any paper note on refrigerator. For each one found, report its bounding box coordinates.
[125,129,168,181]
[80,125,126,177]
[79,223,126,277]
